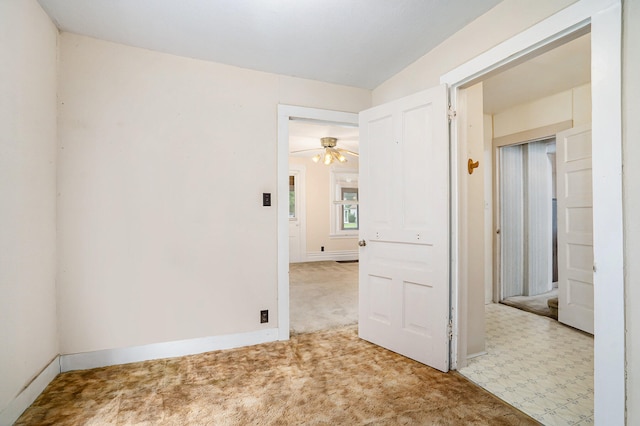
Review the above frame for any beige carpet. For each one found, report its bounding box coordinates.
[16,326,538,425]
[500,288,558,319]
[289,261,358,334]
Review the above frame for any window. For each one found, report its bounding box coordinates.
[330,170,358,236]
[340,187,359,230]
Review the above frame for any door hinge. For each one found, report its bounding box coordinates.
[448,105,457,122]
[447,319,453,340]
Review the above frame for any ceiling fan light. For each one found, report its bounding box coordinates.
[324,151,333,165]
[298,137,357,166]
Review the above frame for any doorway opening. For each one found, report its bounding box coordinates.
[497,138,559,320]
[287,119,360,334]
[453,30,596,424]
[276,105,359,341]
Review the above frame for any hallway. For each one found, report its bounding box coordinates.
[459,303,593,425]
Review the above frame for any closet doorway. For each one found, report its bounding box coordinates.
[497,138,558,319]
[496,126,594,335]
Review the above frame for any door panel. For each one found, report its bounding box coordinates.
[368,115,394,230]
[359,85,450,372]
[557,125,593,334]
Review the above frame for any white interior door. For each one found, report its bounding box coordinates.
[358,84,450,372]
[289,220,301,262]
[288,168,305,263]
[556,124,593,334]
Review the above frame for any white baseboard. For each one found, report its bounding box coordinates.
[0,356,60,426]
[60,327,279,372]
[305,250,358,262]
[0,329,281,424]
[467,351,488,360]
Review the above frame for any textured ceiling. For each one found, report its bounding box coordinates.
[37,0,502,89]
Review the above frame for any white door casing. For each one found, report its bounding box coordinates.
[556,124,593,334]
[358,84,450,372]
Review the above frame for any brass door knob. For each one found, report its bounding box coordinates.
[358,240,367,247]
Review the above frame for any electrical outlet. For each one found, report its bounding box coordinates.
[321,246,324,252]
[260,310,269,323]
[262,193,271,206]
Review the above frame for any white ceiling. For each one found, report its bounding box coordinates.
[37,0,502,89]
[483,33,591,114]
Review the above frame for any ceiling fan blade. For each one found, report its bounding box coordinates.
[337,148,359,157]
[289,148,322,154]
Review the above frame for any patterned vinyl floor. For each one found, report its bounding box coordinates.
[459,303,594,425]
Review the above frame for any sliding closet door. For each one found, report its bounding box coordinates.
[499,141,554,298]
[524,141,553,296]
[499,145,524,298]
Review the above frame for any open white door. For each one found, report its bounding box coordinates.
[358,84,450,372]
[556,124,593,334]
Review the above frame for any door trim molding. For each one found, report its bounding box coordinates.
[277,105,359,341]
[492,120,573,148]
[441,0,623,423]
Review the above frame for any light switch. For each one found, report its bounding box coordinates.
[263,193,271,206]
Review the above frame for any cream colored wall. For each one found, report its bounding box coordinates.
[493,91,573,138]
[492,84,591,138]
[372,0,579,105]
[56,33,370,355]
[462,83,486,356]
[623,0,640,423]
[483,114,494,305]
[572,83,592,127]
[288,157,358,255]
[0,0,58,415]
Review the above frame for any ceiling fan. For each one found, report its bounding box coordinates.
[290,137,359,165]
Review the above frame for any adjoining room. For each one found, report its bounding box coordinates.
[288,120,360,334]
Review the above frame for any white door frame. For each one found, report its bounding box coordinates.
[441,0,623,423]
[277,105,359,341]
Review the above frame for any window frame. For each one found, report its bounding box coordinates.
[329,168,359,238]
